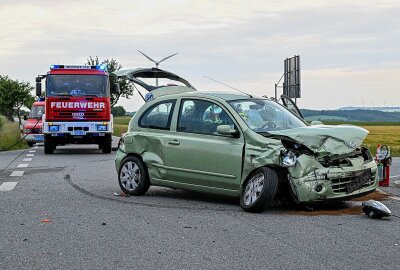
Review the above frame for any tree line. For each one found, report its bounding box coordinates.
[0,75,34,123]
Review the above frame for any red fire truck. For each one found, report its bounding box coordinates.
[36,65,118,154]
[23,100,45,147]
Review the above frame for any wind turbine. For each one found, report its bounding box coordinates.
[138,50,178,86]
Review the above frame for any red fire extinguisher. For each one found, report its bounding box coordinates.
[376,145,391,187]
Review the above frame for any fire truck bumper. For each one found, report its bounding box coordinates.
[43,121,113,135]
[24,134,44,143]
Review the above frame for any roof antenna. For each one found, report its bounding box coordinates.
[204,76,253,98]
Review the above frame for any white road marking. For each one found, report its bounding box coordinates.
[29,150,36,153]
[17,164,28,168]
[26,154,34,157]
[10,171,24,177]
[23,158,32,162]
[0,182,18,191]
[390,175,400,179]
[33,146,38,149]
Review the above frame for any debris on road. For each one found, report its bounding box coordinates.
[113,192,130,197]
[41,218,51,223]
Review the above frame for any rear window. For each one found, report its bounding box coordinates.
[139,100,176,130]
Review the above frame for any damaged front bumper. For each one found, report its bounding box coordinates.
[288,155,378,203]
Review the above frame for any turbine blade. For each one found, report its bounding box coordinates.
[159,53,178,63]
[138,50,156,63]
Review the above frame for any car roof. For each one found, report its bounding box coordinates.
[157,89,255,101]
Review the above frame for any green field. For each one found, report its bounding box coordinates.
[0,115,28,151]
[112,117,400,157]
[113,116,131,137]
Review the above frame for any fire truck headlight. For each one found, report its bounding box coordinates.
[49,125,59,132]
[96,125,107,131]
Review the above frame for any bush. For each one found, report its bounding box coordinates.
[0,115,27,150]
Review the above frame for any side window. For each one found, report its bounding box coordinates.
[178,99,236,135]
[139,100,176,130]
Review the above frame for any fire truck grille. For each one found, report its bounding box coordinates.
[52,110,103,119]
[31,128,42,134]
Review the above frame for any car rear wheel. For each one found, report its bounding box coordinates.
[240,167,278,213]
[27,142,35,147]
[118,156,150,195]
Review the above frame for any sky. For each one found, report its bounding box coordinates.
[0,0,399,111]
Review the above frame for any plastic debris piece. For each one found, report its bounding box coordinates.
[41,218,51,223]
[113,192,130,197]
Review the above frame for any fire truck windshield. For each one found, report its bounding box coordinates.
[46,75,109,97]
[29,105,44,119]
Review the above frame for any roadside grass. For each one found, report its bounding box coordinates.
[113,124,129,137]
[0,115,28,151]
[113,116,132,136]
[114,116,131,125]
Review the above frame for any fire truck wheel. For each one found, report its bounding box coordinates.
[101,135,112,153]
[118,156,150,196]
[44,136,54,154]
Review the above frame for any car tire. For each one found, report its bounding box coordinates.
[27,142,35,147]
[118,156,150,196]
[44,135,54,154]
[240,167,279,213]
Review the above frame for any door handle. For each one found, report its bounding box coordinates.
[167,139,180,146]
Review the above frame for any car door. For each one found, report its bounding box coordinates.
[281,95,304,119]
[137,99,176,181]
[163,98,244,191]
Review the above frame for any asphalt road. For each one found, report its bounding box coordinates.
[0,143,399,270]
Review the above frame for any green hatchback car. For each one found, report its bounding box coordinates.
[114,68,378,212]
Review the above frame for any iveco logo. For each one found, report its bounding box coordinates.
[349,141,358,148]
[72,112,85,119]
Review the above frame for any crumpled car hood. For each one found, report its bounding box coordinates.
[268,125,369,157]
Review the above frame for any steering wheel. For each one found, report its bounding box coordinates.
[260,122,276,130]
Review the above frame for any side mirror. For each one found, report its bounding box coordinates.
[36,77,42,97]
[217,125,239,137]
[362,200,391,219]
[111,83,120,94]
[23,114,28,121]
[310,120,323,125]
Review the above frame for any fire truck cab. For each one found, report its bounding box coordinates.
[23,100,45,147]
[36,65,118,154]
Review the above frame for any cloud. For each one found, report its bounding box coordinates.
[0,0,399,111]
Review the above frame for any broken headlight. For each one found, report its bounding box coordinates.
[282,151,297,167]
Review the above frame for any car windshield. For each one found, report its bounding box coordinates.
[29,105,44,119]
[229,99,307,132]
[46,75,108,97]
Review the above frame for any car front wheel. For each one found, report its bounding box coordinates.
[240,167,278,213]
[118,156,150,196]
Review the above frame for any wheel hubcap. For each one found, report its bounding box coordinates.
[244,173,264,206]
[120,161,141,191]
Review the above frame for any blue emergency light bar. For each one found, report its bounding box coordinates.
[50,65,106,70]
